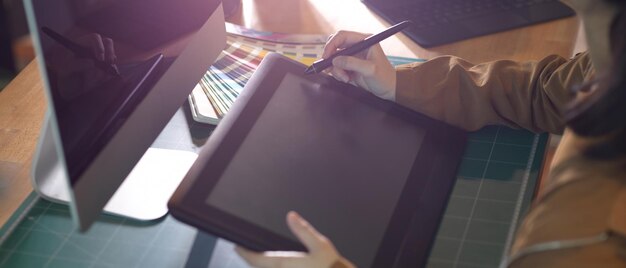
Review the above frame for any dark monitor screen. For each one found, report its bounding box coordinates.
[30,0,219,185]
[26,0,226,230]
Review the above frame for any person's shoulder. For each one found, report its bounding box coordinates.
[510,157,625,247]
[507,166,626,267]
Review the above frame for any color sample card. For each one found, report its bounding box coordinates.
[188,34,327,123]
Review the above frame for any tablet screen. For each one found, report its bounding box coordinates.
[206,73,425,267]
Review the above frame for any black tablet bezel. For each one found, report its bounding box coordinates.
[169,53,466,267]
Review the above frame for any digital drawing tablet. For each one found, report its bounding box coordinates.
[169,53,467,267]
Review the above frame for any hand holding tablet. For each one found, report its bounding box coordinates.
[168,53,466,268]
[235,211,356,268]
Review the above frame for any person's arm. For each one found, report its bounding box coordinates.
[395,52,593,133]
[323,31,594,134]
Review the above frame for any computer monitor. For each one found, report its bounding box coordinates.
[25,0,226,231]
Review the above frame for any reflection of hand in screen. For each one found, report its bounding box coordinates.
[46,33,119,101]
[83,33,118,64]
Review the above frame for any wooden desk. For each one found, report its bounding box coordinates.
[0,0,579,228]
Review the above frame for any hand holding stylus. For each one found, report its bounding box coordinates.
[305,20,410,75]
[320,29,399,101]
[306,21,411,101]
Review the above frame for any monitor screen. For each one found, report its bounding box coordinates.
[26,0,226,230]
[32,0,218,185]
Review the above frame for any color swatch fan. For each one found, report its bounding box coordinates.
[188,24,328,124]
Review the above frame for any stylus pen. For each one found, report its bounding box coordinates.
[304,20,411,75]
[41,27,121,76]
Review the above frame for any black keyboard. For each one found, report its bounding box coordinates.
[362,0,574,47]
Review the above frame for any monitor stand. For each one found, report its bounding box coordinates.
[31,113,198,221]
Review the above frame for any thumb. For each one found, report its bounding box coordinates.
[286,211,331,253]
[332,56,376,77]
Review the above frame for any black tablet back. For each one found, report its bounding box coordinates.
[169,53,466,267]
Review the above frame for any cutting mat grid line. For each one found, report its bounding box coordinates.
[0,53,545,267]
[0,125,546,268]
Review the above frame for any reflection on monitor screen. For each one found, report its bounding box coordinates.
[25,0,226,231]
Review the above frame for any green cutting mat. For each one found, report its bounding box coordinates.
[0,126,546,268]
[0,56,548,268]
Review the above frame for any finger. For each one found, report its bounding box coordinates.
[322,30,370,59]
[102,37,117,64]
[330,67,350,83]
[286,211,331,253]
[235,246,307,268]
[87,33,105,61]
[332,56,376,77]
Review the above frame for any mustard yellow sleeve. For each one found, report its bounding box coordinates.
[395,52,594,133]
